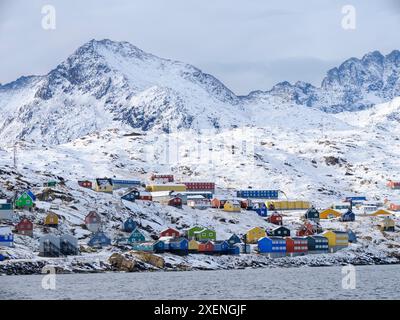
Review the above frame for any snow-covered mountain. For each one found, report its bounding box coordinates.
[245,50,400,113]
[0,39,399,145]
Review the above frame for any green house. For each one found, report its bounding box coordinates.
[43,181,57,187]
[128,228,146,243]
[15,192,35,209]
[194,228,216,241]
[186,226,204,239]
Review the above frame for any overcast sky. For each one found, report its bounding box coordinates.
[1,0,400,94]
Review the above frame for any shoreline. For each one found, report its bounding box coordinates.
[1,249,399,276]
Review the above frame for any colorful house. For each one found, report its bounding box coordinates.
[139,191,152,201]
[0,200,13,221]
[198,241,215,253]
[266,212,283,225]
[182,182,215,193]
[307,235,329,254]
[88,232,111,248]
[304,207,320,222]
[255,203,268,217]
[111,179,141,190]
[85,211,101,232]
[78,180,92,189]
[340,209,355,222]
[211,197,228,209]
[268,226,290,237]
[94,178,113,193]
[121,189,140,202]
[188,239,200,252]
[131,242,155,252]
[213,240,229,254]
[194,228,216,242]
[15,191,35,209]
[223,200,241,212]
[60,234,79,256]
[227,234,241,246]
[39,234,60,257]
[320,208,341,219]
[160,227,180,238]
[379,217,396,232]
[320,230,349,252]
[245,227,267,244]
[227,244,241,255]
[236,190,279,199]
[150,174,174,183]
[347,230,357,243]
[123,217,137,233]
[15,218,33,237]
[258,236,286,257]
[128,228,146,243]
[187,197,211,210]
[387,180,400,189]
[186,226,204,239]
[0,226,14,247]
[146,184,187,192]
[44,212,59,228]
[168,197,183,208]
[168,238,189,255]
[285,236,308,256]
[371,209,392,217]
[43,181,57,188]
[296,220,322,236]
[153,240,166,253]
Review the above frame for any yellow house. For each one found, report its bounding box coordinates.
[44,212,59,226]
[334,231,349,247]
[371,209,392,217]
[320,208,341,219]
[266,200,310,210]
[94,178,113,193]
[188,239,200,251]
[321,230,337,247]
[223,201,241,212]
[145,184,187,192]
[245,227,267,244]
[379,217,395,231]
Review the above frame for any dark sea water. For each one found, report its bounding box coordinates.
[1,265,399,300]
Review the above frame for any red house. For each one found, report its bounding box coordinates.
[296,221,320,236]
[15,218,33,237]
[85,211,101,225]
[168,197,182,208]
[139,192,152,201]
[267,212,283,225]
[211,197,227,209]
[198,241,215,253]
[182,182,215,192]
[160,227,180,238]
[150,174,174,183]
[78,180,92,189]
[285,237,308,256]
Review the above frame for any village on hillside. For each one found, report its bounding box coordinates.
[1,173,399,273]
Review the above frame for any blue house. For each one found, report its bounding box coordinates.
[168,238,188,255]
[88,232,111,248]
[26,190,37,202]
[227,244,240,255]
[213,240,229,254]
[112,179,141,190]
[256,203,268,217]
[258,236,286,257]
[128,228,146,243]
[236,190,279,199]
[227,234,241,246]
[347,230,357,243]
[341,209,355,222]
[153,240,166,253]
[123,217,137,233]
[121,189,140,202]
[0,226,14,247]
